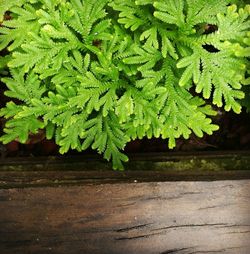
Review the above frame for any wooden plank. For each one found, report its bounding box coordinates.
[1,151,250,171]
[1,169,250,189]
[0,180,250,254]
[0,151,250,188]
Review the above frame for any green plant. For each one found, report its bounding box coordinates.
[0,0,249,169]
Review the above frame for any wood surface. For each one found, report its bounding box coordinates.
[0,152,250,253]
[1,151,250,188]
[0,180,250,254]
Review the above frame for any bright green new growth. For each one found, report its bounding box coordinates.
[0,0,249,169]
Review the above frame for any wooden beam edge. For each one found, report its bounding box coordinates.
[0,151,250,188]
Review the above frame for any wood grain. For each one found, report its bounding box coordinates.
[0,180,250,254]
[1,151,250,188]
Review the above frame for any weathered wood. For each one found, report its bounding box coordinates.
[0,180,250,254]
[0,152,250,253]
[0,151,250,188]
[1,169,250,189]
[1,151,250,172]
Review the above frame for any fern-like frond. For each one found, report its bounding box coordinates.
[0,0,27,22]
[153,0,185,28]
[0,116,44,144]
[160,81,219,148]
[110,0,149,31]
[186,0,229,26]
[0,0,249,170]
[0,4,39,51]
[123,45,162,72]
[2,69,45,103]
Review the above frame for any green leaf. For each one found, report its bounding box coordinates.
[0,116,44,144]
[2,69,45,103]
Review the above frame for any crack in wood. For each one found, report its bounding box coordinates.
[217,224,250,229]
[160,247,192,254]
[116,223,153,232]
[188,251,225,254]
[181,192,203,195]
[141,192,203,202]
[187,246,243,254]
[115,231,162,240]
[152,223,228,232]
[114,223,230,241]
[226,230,250,234]
[116,202,137,208]
[75,213,105,224]
[198,203,234,210]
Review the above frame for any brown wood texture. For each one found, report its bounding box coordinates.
[1,151,250,188]
[0,181,250,254]
[0,152,250,253]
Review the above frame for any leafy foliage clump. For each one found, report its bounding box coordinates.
[0,0,249,169]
